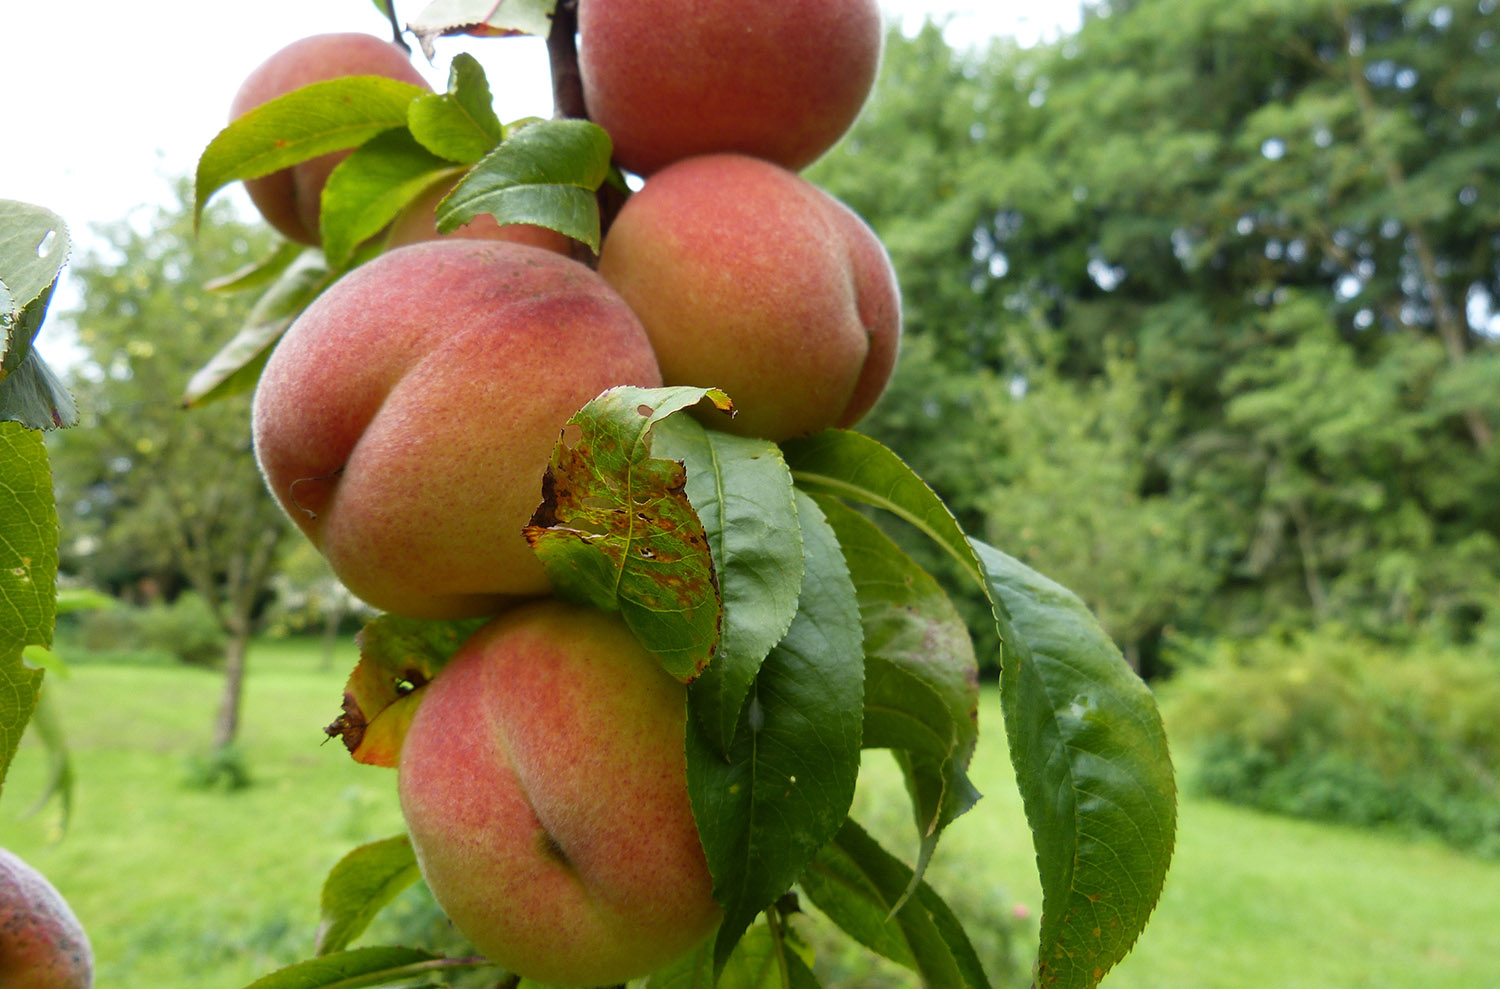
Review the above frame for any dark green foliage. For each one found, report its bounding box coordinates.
[1163,626,1500,856]
[812,2,1500,654]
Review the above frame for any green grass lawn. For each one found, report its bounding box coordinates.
[3,639,1498,988]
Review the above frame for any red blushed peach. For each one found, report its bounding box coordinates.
[251,240,662,619]
[578,0,883,175]
[398,600,720,986]
[230,33,431,245]
[597,153,901,441]
[0,848,92,989]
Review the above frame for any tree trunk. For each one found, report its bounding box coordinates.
[214,622,250,749]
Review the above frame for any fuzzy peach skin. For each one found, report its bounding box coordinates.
[597,153,901,441]
[0,848,92,989]
[251,241,662,619]
[230,33,431,245]
[398,600,720,987]
[577,0,882,175]
[384,175,577,256]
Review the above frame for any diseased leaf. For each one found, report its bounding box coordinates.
[408,53,504,164]
[971,539,1176,989]
[439,118,613,251]
[242,946,493,988]
[801,819,990,989]
[325,614,487,767]
[0,422,56,794]
[408,0,559,59]
[315,835,421,955]
[653,416,803,757]
[686,490,863,974]
[195,76,428,225]
[818,495,981,888]
[524,385,731,682]
[320,129,451,268]
[183,251,331,407]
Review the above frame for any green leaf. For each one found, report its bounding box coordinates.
[315,835,422,955]
[800,818,990,989]
[320,130,451,269]
[195,76,429,226]
[0,345,79,430]
[409,0,559,59]
[408,54,504,165]
[0,422,56,795]
[653,416,804,757]
[325,614,489,768]
[686,490,863,974]
[0,201,70,359]
[523,385,730,682]
[439,118,613,251]
[242,946,493,989]
[204,241,306,293]
[183,251,332,407]
[783,430,987,593]
[971,539,1176,989]
[817,496,981,888]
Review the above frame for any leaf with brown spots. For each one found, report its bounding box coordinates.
[325,614,486,767]
[524,385,730,682]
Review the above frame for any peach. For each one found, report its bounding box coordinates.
[0,848,92,989]
[230,33,431,245]
[597,153,900,441]
[577,0,883,175]
[251,240,662,619]
[398,600,720,986]
[383,175,576,256]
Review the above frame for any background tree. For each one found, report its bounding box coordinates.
[48,183,290,749]
[813,0,1500,660]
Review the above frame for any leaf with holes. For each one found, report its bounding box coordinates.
[524,385,730,682]
[325,614,487,767]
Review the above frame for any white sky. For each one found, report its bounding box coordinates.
[4,0,1078,361]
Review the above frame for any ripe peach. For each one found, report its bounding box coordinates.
[251,240,662,619]
[597,153,901,441]
[230,33,431,245]
[383,176,575,256]
[577,0,883,175]
[398,600,720,986]
[0,848,92,989]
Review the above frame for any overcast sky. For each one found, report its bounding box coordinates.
[6,0,1078,361]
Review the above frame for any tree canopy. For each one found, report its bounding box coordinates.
[811,0,1500,664]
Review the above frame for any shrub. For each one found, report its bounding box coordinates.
[1161,626,1500,857]
[67,593,227,667]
